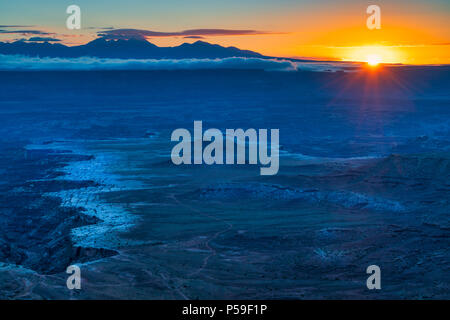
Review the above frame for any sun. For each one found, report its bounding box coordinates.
[366,54,381,66]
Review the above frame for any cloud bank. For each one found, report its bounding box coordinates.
[0,25,34,28]
[0,54,351,72]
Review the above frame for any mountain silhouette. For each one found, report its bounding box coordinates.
[0,38,264,59]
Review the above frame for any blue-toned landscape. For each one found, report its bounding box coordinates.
[0,61,449,299]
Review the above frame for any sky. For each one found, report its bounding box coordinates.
[1,0,449,64]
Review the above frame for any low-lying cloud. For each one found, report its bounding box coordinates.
[0,54,351,72]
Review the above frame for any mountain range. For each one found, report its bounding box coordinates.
[0,38,265,59]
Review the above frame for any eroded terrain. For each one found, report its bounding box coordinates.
[0,68,449,299]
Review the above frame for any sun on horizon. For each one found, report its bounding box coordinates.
[339,45,404,65]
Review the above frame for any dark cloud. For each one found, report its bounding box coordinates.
[0,29,53,35]
[98,28,273,40]
[0,25,34,28]
[84,26,115,30]
[27,37,61,42]
[183,36,205,39]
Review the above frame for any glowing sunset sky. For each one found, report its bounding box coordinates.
[0,0,449,64]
